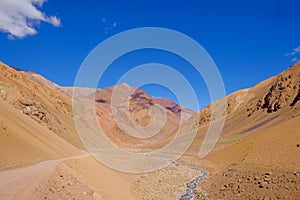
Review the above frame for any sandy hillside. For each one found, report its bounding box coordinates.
[0,62,136,200]
[177,62,300,199]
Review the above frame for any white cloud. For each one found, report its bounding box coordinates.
[285,45,300,62]
[0,0,61,38]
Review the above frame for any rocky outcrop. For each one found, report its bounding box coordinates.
[253,67,300,114]
[15,97,49,123]
[13,96,62,134]
[22,104,48,123]
[260,80,285,113]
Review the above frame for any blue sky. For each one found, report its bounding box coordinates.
[1,0,300,110]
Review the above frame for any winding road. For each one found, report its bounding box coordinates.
[0,153,88,200]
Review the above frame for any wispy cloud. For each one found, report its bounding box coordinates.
[291,46,300,56]
[101,18,117,34]
[285,45,300,62]
[291,57,298,62]
[0,0,61,39]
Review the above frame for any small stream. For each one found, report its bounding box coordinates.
[180,169,207,200]
[170,161,208,200]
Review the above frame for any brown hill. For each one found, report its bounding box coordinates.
[89,83,193,148]
[0,62,135,200]
[178,62,300,199]
[94,83,194,121]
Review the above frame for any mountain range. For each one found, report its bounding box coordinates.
[0,60,299,199]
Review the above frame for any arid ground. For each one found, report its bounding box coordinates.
[0,61,299,199]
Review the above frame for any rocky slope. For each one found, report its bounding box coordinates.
[198,62,300,125]
[181,62,300,199]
